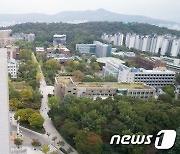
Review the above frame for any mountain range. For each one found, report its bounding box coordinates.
[0,9,179,27]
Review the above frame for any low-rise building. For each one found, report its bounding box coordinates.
[136,56,166,70]
[97,57,125,69]
[54,76,156,100]
[8,58,18,79]
[76,41,112,57]
[160,56,180,73]
[76,44,96,54]
[36,47,45,54]
[53,34,66,46]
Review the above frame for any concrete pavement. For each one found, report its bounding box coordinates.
[36,54,78,154]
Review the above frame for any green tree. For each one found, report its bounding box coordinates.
[91,62,100,70]
[74,131,103,154]
[45,59,61,71]
[41,144,50,154]
[20,89,33,101]
[28,113,45,128]
[9,98,23,111]
[48,96,60,108]
[14,108,37,122]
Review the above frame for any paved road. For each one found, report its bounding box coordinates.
[10,112,59,153]
[35,53,77,154]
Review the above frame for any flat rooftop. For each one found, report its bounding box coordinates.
[97,57,125,64]
[56,76,152,89]
[76,82,152,89]
[56,76,73,84]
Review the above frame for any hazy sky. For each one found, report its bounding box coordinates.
[0,0,180,22]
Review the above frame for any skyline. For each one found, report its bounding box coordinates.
[0,0,180,23]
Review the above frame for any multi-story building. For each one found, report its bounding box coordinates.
[93,41,112,57]
[97,57,125,69]
[7,58,18,79]
[101,33,124,46]
[103,60,175,88]
[54,76,156,100]
[53,34,66,46]
[0,49,10,154]
[36,47,45,54]
[171,39,180,57]
[103,32,180,57]
[159,56,180,72]
[135,56,166,70]
[12,33,35,42]
[76,44,96,54]
[7,46,20,59]
[0,38,16,47]
[0,29,12,38]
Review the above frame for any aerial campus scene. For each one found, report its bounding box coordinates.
[0,0,180,154]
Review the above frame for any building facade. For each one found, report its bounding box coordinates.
[76,44,96,54]
[8,58,18,78]
[93,41,112,57]
[53,34,66,46]
[103,60,175,88]
[54,76,155,100]
[0,48,10,154]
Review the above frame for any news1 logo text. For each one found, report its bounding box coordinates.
[110,130,176,149]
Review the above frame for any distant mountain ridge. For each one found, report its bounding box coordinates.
[0,9,179,26]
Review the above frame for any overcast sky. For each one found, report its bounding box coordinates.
[0,0,180,22]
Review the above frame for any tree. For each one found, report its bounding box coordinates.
[14,138,23,149]
[14,108,37,122]
[90,57,97,63]
[9,98,23,111]
[168,128,180,153]
[163,85,175,98]
[41,144,50,154]
[91,62,100,70]
[104,76,117,82]
[158,94,172,104]
[9,88,21,100]
[74,131,103,154]
[48,96,60,108]
[20,89,33,101]
[31,139,41,150]
[52,136,57,145]
[45,59,61,71]
[28,113,45,128]
[73,70,85,80]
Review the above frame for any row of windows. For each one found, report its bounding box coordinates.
[135,80,173,82]
[135,78,174,80]
[137,73,175,76]
[128,92,153,95]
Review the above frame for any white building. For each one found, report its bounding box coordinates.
[0,48,10,154]
[103,60,175,88]
[160,56,180,72]
[127,34,136,49]
[170,39,180,57]
[53,34,66,46]
[161,37,170,55]
[8,58,18,78]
